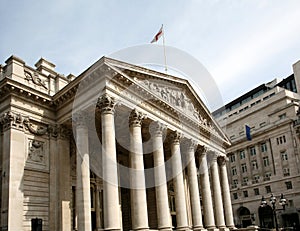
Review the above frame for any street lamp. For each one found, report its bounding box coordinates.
[260,193,287,231]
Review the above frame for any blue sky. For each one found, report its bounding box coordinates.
[1,0,300,110]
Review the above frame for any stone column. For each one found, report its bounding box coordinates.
[129,109,149,231]
[218,156,235,229]
[95,185,103,231]
[0,112,25,231]
[184,140,203,230]
[152,121,172,231]
[197,147,216,231]
[74,112,92,231]
[97,94,121,231]
[170,131,189,231]
[210,153,226,230]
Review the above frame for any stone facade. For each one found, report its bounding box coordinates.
[213,61,300,229]
[0,55,234,231]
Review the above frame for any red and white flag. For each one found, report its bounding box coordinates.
[151,25,163,43]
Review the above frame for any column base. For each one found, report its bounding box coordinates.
[104,228,121,231]
[206,228,219,231]
[131,228,149,231]
[218,228,229,231]
[193,228,207,231]
[176,226,190,231]
[158,227,173,231]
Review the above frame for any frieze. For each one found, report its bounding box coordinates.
[23,118,48,136]
[24,70,48,89]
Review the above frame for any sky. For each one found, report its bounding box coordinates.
[1,0,300,110]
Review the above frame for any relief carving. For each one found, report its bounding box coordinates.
[28,140,45,163]
[24,70,48,89]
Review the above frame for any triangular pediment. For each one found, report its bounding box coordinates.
[103,57,230,146]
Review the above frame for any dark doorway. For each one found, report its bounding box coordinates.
[238,206,252,228]
[121,188,132,231]
[91,211,96,231]
[282,213,300,229]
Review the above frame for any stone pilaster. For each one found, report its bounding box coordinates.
[73,111,92,231]
[170,131,189,231]
[218,156,235,229]
[197,147,217,231]
[152,121,172,231]
[210,153,226,230]
[97,94,121,231]
[184,140,204,231]
[129,109,149,231]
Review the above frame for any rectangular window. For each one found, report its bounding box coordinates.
[250,146,256,156]
[232,167,237,176]
[254,188,260,195]
[252,160,258,170]
[265,185,271,193]
[264,172,271,181]
[243,190,248,197]
[285,181,293,190]
[253,175,260,183]
[261,143,267,152]
[241,163,247,173]
[281,151,288,161]
[277,135,287,145]
[242,177,248,186]
[263,156,270,167]
[233,193,238,200]
[240,150,246,159]
[279,113,286,120]
[283,168,290,177]
[233,179,238,188]
[230,154,236,163]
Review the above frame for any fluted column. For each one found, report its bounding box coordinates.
[170,131,189,231]
[184,140,204,230]
[97,94,121,231]
[74,112,92,231]
[129,109,149,231]
[197,147,216,230]
[152,121,172,231]
[210,153,226,229]
[218,156,235,229]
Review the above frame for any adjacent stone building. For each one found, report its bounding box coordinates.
[0,55,235,231]
[213,60,300,229]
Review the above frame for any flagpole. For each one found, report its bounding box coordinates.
[162,24,168,73]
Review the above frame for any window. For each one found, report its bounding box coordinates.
[232,167,237,176]
[279,113,286,120]
[240,150,246,159]
[264,172,271,181]
[233,192,238,200]
[263,156,270,167]
[250,146,256,156]
[254,188,260,195]
[252,160,258,170]
[285,181,293,190]
[233,179,238,188]
[241,163,247,173]
[281,151,288,161]
[261,143,267,152]
[283,168,290,177]
[253,175,260,183]
[230,154,236,163]
[243,190,248,197]
[265,185,271,193]
[277,135,287,145]
[242,177,248,186]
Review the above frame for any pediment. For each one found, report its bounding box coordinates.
[103,57,230,146]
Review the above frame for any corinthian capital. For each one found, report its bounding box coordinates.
[129,109,145,127]
[72,111,89,127]
[217,155,228,166]
[97,94,116,114]
[169,131,183,144]
[149,121,167,137]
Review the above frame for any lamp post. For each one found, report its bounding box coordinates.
[260,193,287,231]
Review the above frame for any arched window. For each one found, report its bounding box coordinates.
[237,206,252,228]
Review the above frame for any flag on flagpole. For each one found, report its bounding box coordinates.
[245,125,252,141]
[151,25,163,43]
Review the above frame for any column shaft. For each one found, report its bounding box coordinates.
[152,122,172,230]
[186,143,203,230]
[170,132,189,230]
[211,159,226,229]
[76,124,92,231]
[95,186,103,230]
[129,110,149,230]
[219,158,235,228]
[199,152,216,230]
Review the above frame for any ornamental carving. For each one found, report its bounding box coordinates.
[149,121,167,136]
[28,139,45,163]
[0,111,25,131]
[129,109,145,126]
[23,118,48,135]
[182,139,198,152]
[24,70,48,89]
[48,124,70,139]
[217,155,227,166]
[97,94,116,114]
[169,130,183,144]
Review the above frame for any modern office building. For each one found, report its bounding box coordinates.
[0,55,235,231]
[213,60,300,229]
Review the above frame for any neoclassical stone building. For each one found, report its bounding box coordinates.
[0,55,234,231]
